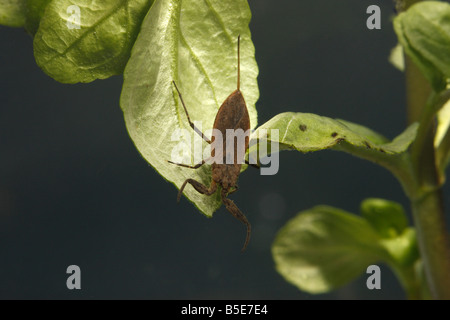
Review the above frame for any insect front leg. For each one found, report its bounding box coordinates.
[177,179,217,203]
[172,81,211,144]
[167,158,209,169]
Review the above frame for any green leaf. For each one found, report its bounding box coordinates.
[250,112,418,197]
[360,198,408,239]
[251,112,417,156]
[0,0,27,27]
[272,201,420,295]
[389,43,405,72]
[393,1,450,91]
[272,206,389,294]
[381,228,419,268]
[120,0,259,217]
[359,199,420,266]
[33,0,153,83]
[24,0,52,35]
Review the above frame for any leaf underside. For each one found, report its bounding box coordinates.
[120,0,259,217]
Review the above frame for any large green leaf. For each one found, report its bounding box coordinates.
[272,206,389,294]
[0,0,27,27]
[394,1,450,91]
[33,0,153,83]
[120,0,259,217]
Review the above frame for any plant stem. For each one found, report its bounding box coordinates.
[398,0,450,299]
[405,57,432,125]
[406,56,450,300]
[391,263,422,300]
[406,60,450,299]
[411,188,450,299]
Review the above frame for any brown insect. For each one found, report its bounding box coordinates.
[169,35,253,251]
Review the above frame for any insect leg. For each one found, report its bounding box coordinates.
[167,158,207,169]
[221,190,251,252]
[177,179,217,203]
[172,81,211,144]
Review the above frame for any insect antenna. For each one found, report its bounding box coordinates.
[237,35,240,91]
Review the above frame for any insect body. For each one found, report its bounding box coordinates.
[170,36,252,251]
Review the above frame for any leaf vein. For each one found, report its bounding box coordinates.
[203,0,233,45]
[282,119,294,142]
[179,32,220,109]
[44,0,129,64]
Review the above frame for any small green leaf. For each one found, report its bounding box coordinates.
[0,0,27,27]
[394,1,450,91]
[272,206,389,294]
[389,43,405,72]
[359,199,419,267]
[360,198,408,239]
[33,0,153,83]
[381,228,419,267]
[120,0,259,217]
